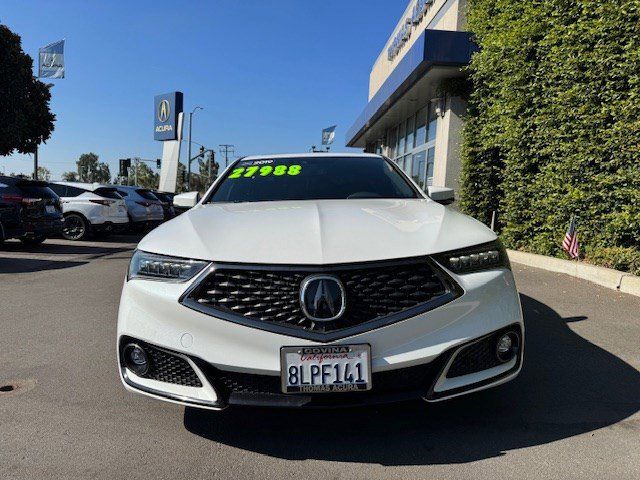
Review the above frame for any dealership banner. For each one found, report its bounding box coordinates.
[39,40,65,79]
[322,125,336,145]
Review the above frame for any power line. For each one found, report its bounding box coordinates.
[218,144,235,169]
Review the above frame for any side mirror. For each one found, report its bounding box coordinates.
[173,191,200,210]
[427,186,455,205]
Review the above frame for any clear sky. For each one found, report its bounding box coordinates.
[1,0,406,179]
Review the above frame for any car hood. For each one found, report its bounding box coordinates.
[138,199,497,264]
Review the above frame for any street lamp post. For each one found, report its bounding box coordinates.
[187,106,204,190]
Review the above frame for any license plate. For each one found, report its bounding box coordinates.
[45,205,56,214]
[280,344,371,394]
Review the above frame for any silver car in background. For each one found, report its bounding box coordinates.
[49,182,129,240]
[113,186,165,232]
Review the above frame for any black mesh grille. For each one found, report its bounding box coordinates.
[142,343,202,387]
[210,361,441,399]
[185,259,451,336]
[446,328,523,378]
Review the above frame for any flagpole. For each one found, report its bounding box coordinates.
[35,36,64,180]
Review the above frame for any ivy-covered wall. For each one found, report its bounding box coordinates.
[459,0,640,274]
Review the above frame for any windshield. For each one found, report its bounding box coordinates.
[206,156,419,203]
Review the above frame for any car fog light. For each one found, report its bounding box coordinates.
[123,343,149,375]
[496,332,519,363]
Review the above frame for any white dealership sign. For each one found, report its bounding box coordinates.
[158,111,184,193]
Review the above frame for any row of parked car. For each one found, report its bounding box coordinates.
[0,175,187,244]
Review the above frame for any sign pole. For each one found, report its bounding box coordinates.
[187,112,192,190]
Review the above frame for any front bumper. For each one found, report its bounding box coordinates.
[117,266,524,409]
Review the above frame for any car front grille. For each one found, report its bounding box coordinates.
[181,258,459,341]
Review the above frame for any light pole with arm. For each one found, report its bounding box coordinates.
[187,106,203,190]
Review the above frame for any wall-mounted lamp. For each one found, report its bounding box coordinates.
[430,96,446,118]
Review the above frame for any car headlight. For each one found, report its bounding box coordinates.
[128,250,208,282]
[433,240,510,274]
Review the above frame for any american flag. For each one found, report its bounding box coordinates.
[562,215,580,259]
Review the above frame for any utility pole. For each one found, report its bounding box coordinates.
[187,106,204,190]
[218,144,235,169]
[33,146,39,180]
[208,151,214,183]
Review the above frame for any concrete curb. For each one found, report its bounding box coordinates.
[507,249,640,298]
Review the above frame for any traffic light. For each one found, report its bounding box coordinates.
[199,146,205,157]
[119,158,131,177]
[156,158,161,169]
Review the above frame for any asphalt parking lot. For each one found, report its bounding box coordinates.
[1,237,639,480]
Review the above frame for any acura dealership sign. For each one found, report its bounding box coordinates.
[154,91,184,141]
[387,0,434,61]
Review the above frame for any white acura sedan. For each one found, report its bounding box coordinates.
[117,153,523,409]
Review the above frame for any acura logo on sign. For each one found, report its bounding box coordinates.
[157,99,170,122]
[300,275,346,322]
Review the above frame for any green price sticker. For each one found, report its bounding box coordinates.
[229,164,302,179]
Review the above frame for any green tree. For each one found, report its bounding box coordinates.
[77,152,111,183]
[0,24,55,156]
[129,161,159,189]
[61,171,78,181]
[460,0,640,274]
[35,166,51,181]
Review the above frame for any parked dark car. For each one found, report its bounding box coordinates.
[151,191,176,219]
[0,176,64,245]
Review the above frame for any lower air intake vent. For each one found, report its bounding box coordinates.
[124,341,202,387]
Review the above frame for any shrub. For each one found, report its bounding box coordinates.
[584,246,640,276]
[460,0,640,273]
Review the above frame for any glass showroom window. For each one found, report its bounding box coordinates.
[396,155,406,172]
[426,147,435,186]
[387,127,397,158]
[412,150,426,190]
[415,107,427,147]
[387,101,439,190]
[397,122,405,156]
[405,115,415,153]
[427,105,438,143]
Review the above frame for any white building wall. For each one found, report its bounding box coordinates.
[361,0,470,199]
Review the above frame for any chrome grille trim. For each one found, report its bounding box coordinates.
[179,257,462,342]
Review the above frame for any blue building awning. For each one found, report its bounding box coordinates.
[346,30,477,147]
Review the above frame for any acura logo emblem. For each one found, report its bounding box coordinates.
[157,99,170,122]
[300,275,346,322]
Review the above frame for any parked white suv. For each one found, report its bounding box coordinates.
[118,153,524,410]
[49,182,129,240]
[113,186,165,232]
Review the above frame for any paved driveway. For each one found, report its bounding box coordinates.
[1,238,638,479]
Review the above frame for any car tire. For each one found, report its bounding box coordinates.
[62,213,90,241]
[20,235,47,246]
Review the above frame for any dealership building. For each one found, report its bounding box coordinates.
[346,0,475,195]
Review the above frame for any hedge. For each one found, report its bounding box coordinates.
[459,0,640,275]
